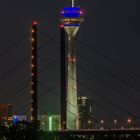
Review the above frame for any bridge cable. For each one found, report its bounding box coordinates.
[77,52,140,94]
[38,55,140,122]
[76,58,140,104]
[39,30,140,78]
[38,31,140,94]
[0,32,30,57]
[0,31,60,102]
[38,81,113,129]
[76,39,140,78]
[0,56,29,81]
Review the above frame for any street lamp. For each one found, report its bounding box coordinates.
[88,120,91,124]
[100,120,104,124]
[113,119,117,129]
[127,118,132,128]
[100,120,104,129]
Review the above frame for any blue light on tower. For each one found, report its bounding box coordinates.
[61,7,83,18]
[61,7,83,27]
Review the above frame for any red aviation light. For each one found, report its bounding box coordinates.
[33,21,37,25]
[60,24,64,28]
[80,10,83,15]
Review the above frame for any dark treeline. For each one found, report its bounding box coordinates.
[0,121,39,140]
[0,121,140,140]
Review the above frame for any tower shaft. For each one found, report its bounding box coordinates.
[67,35,77,129]
[70,0,75,7]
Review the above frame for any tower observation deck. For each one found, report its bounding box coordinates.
[61,0,84,130]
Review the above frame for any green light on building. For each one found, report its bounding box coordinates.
[49,116,52,131]
[39,115,60,131]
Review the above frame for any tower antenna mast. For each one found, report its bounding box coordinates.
[70,0,74,7]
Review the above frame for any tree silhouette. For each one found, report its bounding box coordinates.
[0,123,8,139]
[8,121,39,140]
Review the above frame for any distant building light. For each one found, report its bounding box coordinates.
[30,117,33,121]
[100,120,104,124]
[88,120,91,124]
[81,97,88,100]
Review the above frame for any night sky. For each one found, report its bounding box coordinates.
[0,0,140,127]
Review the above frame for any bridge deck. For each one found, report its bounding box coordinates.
[42,129,140,140]
[50,129,140,135]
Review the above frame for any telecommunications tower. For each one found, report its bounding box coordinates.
[61,0,84,129]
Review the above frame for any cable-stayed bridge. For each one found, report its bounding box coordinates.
[0,22,140,139]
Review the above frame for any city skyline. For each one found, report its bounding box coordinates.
[0,0,140,127]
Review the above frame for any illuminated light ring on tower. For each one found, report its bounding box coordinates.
[61,7,82,18]
[61,3,84,130]
[61,7,83,27]
[30,21,38,123]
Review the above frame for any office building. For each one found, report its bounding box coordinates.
[77,97,94,129]
[0,104,13,125]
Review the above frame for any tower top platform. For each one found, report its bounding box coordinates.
[61,7,83,18]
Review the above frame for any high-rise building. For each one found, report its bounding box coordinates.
[0,104,13,125]
[77,97,94,129]
[61,0,84,130]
